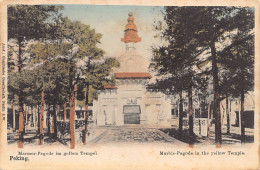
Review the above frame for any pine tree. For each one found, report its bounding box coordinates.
[56,17,108,148]
[218,8,254,143]
[78,57,119,144]
[151,6,253,147]
[8,5,63,148]
[151,7,205,145]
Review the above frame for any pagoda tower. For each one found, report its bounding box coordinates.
[93,12,171,126]
[121,12,141,50]
[115,12,149,74]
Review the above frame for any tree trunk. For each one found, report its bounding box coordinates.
[209,10,222,147]
[83,58,91,145]
[212,55,222,147]
[188,76,194,146]
[64,103,66,122]
[47,105,51,135]
[69,84,77,149]
[230,99,232,113]
[17,103,24,148]
[83,84,89,145]
[34,107,37,130]
[207,103,211,137]
[24,105,27,132]
[211,36,222,147]
[226,96,230,134]
[240,77,245,143]
[12,102,15,132]
[51,105,55,135]
[30,106,33,127]
[37,105,40,132]
[51,104,57,139]
[178,89,183,140]
[39,91,44,145]
[199,108,201,135]
[38,43,48,143]
[25,105,28,124]
[57,105,60,121]
[17,39,24,148]
[54,105,57,138]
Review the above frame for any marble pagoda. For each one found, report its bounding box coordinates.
[92,12,171,126]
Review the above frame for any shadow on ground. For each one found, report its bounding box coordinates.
[159,128,254,145]
[7,131,71,146]
[159,128,200,144]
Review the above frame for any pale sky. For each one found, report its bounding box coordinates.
[61,5,164,62]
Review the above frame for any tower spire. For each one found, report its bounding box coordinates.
[121,12,141,43]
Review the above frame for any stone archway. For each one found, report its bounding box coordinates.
[123,105,141,124]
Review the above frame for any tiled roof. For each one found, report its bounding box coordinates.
[104,85,118,89]
[115,72,152,79]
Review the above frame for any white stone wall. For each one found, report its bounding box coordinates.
[92,79,172,127]
[220,93,254,126]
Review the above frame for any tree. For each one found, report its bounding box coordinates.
[172,7,251,147]
[149,76,187,140]
[188,7,250,147]
[79,57,119,144]
[55,17,108,148]
[26,16,109,148]
[28,41,74,139]
[152,6,253,147]
[8,5,63,147]
[8,5,118,148]
[151,7,206,145]
[218,8,254,143]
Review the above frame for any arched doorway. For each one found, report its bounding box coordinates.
[123,105,141,124]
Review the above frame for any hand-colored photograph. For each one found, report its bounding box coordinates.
[1,2,258,169]
[6,4,255,148]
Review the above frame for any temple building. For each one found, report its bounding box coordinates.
[92,12,172,126]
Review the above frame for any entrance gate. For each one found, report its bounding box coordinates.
[123,105,141,124]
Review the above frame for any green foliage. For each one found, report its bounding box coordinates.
[84,58,119,88]
[8,69,41,106]
[152,6,255,144]
[151,6,254,99]
[77,85,98,106]
[8,5,63,41]
[41,59,75,105]
[58,17,105,60]
[151,7,202,93]
[219,8,254,98]
[77,57,120,104]
[8,5,64,107]
[28,42,73,64]
[8,5,118,109]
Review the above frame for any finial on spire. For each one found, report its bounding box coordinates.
[121,12,141,43]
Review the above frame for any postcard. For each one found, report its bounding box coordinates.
[0,0,259,169]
